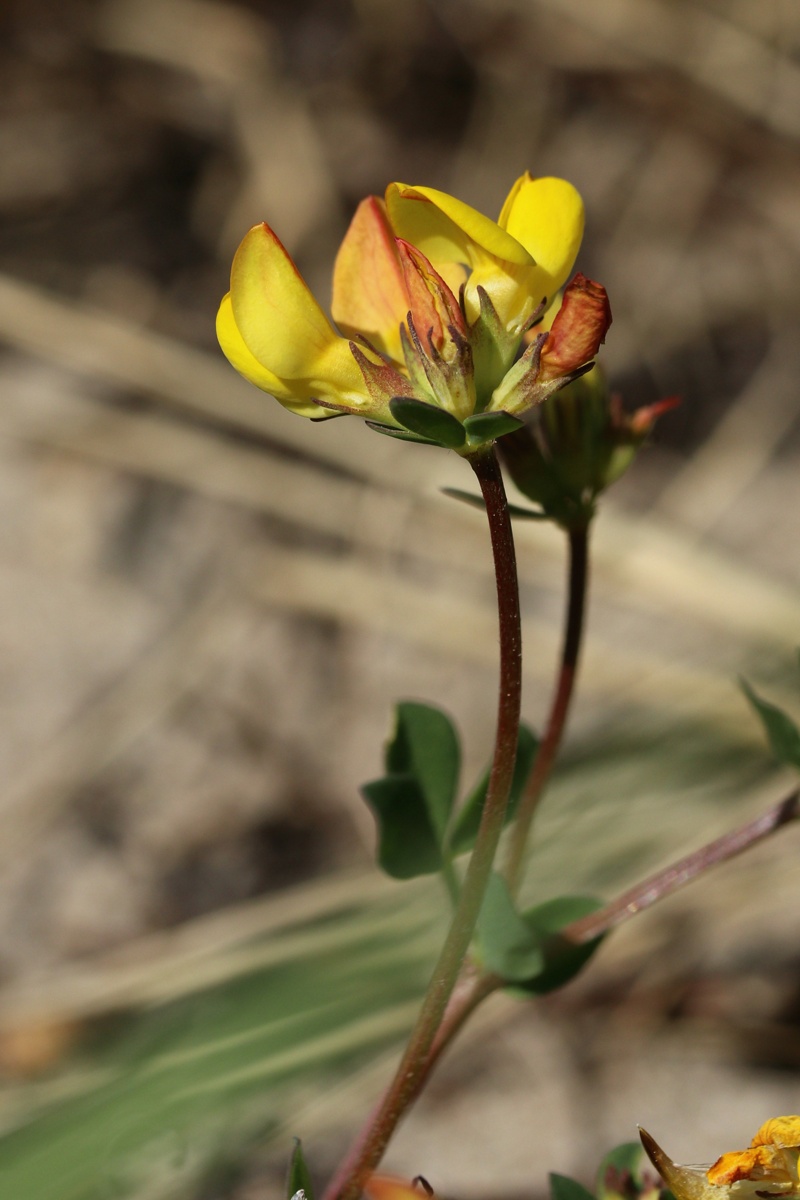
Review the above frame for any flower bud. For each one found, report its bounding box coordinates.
[538,274,612,382]
[498,369,678,529]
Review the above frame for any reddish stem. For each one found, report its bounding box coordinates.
[563,789,800,944]
[505,524,589,893]
[324,446,522,1200]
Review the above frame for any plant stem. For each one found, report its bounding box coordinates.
[324,446,522,1200]
[562,788,800,944]
[323,966,500,1200]
[505,523,589,894]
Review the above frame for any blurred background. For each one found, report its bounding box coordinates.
[0,0,800,1196]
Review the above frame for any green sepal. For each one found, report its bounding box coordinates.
[441,487,547,520]
[515,895,604,995]
[361,702,461,880]
[476,872,544,982]
[741,679,800,769]
[597,1143,644,1200]
[448,723,538,855]
[361,775,443,878]
[365,420,439,446]
[286,1138,314,1200]
[389,396,466,448]
[463,410,525,443]
[550,1174,596,1200]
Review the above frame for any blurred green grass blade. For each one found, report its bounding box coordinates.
[0,896,444,1200]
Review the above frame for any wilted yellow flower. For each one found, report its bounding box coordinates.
[217,174,608,451]
[640,1117,800,1200]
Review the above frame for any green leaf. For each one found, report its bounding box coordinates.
[550,1173,597,1200]
[597,1143,643,1200]
[386,703,461,843]
[741,679,800,768]
[287,1138,314,1200]
[389,396,466,448]
[448,724,538,855]
[441,487,547,519]
[365,421,439,445]
[477,872,544,981]
[361,775,443,878]
[516,895,604,995]
[362,704,461,881]
[463,411,525,442]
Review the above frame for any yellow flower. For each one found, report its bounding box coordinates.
[217,174,599,451]
[640,1117,800,1200]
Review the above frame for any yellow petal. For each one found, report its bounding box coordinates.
[332,196,409,363]
[752,1118,800,1150]
[229,223,372,412]
[215,293,326,418]
[386,180,577,333]
[386,182,533,269]
[499,173,585,296]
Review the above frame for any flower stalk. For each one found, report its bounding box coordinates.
[505,522,590,893]
[324,446,522,1200]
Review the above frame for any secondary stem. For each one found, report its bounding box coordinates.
[324,446,522,1200]
[563,788,800,944]
[505,523,589,894]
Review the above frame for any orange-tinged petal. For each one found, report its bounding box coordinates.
[230,222,373,412]
[708,1147,789,1187]
[538,274,611,382]
[364,1175,429,1200]
[332,196,409,363]
[396,239,465,353]
[499,173,584,297]
[215,293,326,419]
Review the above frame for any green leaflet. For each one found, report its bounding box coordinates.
[741,678,800,769]
[362,702,461,879]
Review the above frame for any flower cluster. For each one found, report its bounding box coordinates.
[217,174,611,452]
